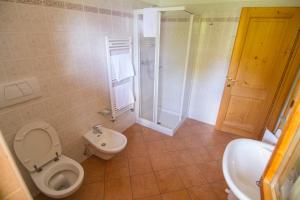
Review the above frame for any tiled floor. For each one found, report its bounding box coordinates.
[36,118,241,200]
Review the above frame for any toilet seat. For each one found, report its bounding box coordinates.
[30,155,84,199]
[14,121,62,172]
[13,121,84,198]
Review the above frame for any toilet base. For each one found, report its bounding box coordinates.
[87,145,115,160]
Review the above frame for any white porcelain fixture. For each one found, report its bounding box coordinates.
[83,125,127,160]
[13,121,84,199]
[222,139,274,200]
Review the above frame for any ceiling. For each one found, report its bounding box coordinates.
[139,0,299,6]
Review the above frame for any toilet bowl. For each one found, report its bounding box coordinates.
[13,121,84,199]
[83,126,127,160]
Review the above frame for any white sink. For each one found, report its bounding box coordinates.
[222,139,274,200]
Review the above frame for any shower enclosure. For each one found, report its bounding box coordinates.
[133,7,199,135]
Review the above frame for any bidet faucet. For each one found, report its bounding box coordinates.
[92,124,103,134]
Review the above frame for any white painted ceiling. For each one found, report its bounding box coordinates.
[139,0,298,6]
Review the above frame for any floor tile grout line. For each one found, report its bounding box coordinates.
[129,172,134,200]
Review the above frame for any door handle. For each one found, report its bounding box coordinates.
[227,77,238,82]
[226,78,247,87]
[226,77,239,87]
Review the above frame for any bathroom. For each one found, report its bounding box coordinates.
[1,0,300,199]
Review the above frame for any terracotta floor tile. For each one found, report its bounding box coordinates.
[192,123,215,134]
[128,135,145,146]
[106,166,130,180]
[106,157,128,170]
[127,138,146,148]
[188,147,214,164]
[205,144,227,161]
[65,181,104,200]
[176,165,207,187]
[146,141,167,156]
[155,169,185,193]
[129,157,153,175]
[113,147,128,159]
[106,157,129,179]
[173,129,191,138]
[174,124,199,138]
[134,195,162,200]
[161,190,191,200]
[131,173,160,199]
[35,121,238,200]
[124,124,144,135]
[81,156,105,184]
[143,127,169,142]
[176,120,214,137]
[188,185,219,200]
[127,143,148,158]
[164,138,187,151]
[169,150,195,167]
[150,153,174,171]
[200,132,233,147]
[104,177,132,200]
[197,160,224,183]
[210,180,228,200]
[127,151,147,159]
[183,136,203,148]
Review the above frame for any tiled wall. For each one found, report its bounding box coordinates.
[0,0,149,196]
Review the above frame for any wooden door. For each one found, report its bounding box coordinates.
[216,8,300,138]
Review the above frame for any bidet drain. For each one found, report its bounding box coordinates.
[101,143,106,146]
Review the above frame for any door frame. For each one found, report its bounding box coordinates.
[215,7,300,138]
[264,31,300,134]
[261,81,300,199]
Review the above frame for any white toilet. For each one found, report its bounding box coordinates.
[83,125,127,160]
[13,121,84,199]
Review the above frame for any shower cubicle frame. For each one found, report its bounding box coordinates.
[133,6,194,136]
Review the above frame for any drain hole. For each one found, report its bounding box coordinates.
[101,143,106,146]
[48,172,73,191]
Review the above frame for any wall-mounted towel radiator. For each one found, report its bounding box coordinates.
[105,37,135,121]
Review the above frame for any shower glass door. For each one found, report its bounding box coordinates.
[138,16,156,122]
[134,8,194,134]
[157,11,191,129]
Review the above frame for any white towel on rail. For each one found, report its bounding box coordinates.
[111,54,119,80]
[143,8,158,37]
[113,81,134,110]
[111,54,134,81]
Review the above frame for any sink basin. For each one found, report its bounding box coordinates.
[222,139,274,200]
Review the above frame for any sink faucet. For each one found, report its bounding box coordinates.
[92,125,103,134]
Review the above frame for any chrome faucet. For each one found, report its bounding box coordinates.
[92,125,103,134]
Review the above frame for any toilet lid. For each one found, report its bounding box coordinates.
[14,121,62,172]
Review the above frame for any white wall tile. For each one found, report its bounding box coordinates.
[0,2,19,32]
